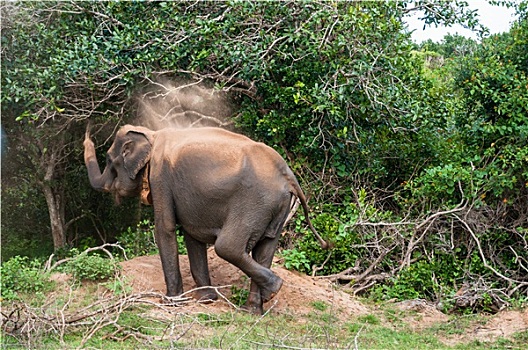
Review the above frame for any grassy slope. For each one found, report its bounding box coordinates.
[1,282,527,350]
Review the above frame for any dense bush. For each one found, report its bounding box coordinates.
[0,256,52,301]
[117,219,186,258]
[117,220,159,259]
[62,249,120,282]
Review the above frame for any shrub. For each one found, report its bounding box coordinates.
[372,261,439,301]
[117,220,159,258]
[291,190,394,276]
[230,285,250,307]
[117,219,187,258]
[0,255,52,300]
[282,249,311,273]
[64,249,120,282]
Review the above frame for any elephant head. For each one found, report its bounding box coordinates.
[83,124,155,203]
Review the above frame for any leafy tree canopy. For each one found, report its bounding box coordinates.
[1,0,526,307]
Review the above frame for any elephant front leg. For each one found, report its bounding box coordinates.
[154,210,183,299]
[184,232,218,302]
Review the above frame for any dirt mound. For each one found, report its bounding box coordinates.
[120,248,368,317]
[395,299,449,330]
[392,298,528,345]
[444,308,528,345]
[120,250,527,345]
[478,309,528,340]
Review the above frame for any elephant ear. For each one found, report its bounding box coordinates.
[122,129,152,180]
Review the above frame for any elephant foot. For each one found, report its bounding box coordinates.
[260,275,283,303]
[194,287,218,304]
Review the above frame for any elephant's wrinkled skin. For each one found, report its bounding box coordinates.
[84,125,328,314]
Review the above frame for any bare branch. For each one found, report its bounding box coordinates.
[44,243,128,272]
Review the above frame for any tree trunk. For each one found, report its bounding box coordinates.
[42,182,66,249]
[41,142,68,251]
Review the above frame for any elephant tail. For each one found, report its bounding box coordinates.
[290,179,332,250]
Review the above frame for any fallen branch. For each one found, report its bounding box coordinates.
[316,245,394,284]
[1,285,236,347]
[44,243,128,272]
[455,214,528,291]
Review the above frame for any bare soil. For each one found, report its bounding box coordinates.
[120,248,368,319]
[120,249,528,346]
[392,298,528,345]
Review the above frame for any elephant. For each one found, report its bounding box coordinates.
[84,124,329,314]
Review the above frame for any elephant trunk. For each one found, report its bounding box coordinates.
[83,125,113,192]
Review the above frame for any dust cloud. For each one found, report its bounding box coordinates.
[135,79,236,131]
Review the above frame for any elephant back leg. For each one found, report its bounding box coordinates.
[214,223,282,311]
[244,195,292,314]
[215,194,292,314]
[242,234,282,314]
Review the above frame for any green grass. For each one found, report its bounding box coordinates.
[3,305,527,349]
[424,313,487,337]
[1,279,527,349]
